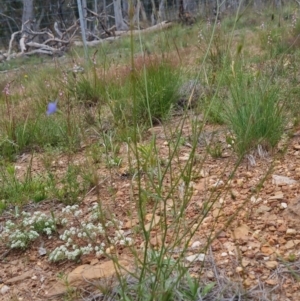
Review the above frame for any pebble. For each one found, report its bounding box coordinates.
[0,285,10,295]
[236,266,243,273]
[206,270,214,279]
[191,241,201,248]
[185,253,205,262]
[265,261,278,269]
[286,229,297,235]
[280,202,288,209]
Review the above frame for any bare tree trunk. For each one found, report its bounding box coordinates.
[253,0,263,10]
[140,1,148,22]
[81,0,88,33]
[274,0,282,8]
[133,0,148,26]
[151,0,158,25]
[113,0,128,30]
[122,0,129,21]
[21,0,34,52]
[94,0,97,14]
[103,0,107,27]
[22,0,34,32]
[133,0,140,24]
[158,0,166,22]
[183,0,197,14]
[219,0,226,13]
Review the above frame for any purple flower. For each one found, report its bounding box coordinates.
[46,101,57,116]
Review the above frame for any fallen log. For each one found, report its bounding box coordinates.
[73,21,172,47]
[114,21,172,37]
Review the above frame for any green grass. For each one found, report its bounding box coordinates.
[0,112,82,160]
[0,162,48,210]
[108,59,182,127]
[224,68,285,157]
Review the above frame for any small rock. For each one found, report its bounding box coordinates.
[150,234,162,247]
[256,205,271,214]
[251,196,262,203]
[212,208,221,217]
[265,261,278,269]
[191,224,198,231]
[206,270,214,279]
[277,224,287,232]
[210,179,224,189]
[242,258,251,267]
[261,246,274,255]
[179,155,189,161]
[221,252,227,257]
[243,278,253,287]
[285,241,295,250]
[265,279,278,285]
[236,266,243,273]
[231,190,239,199]
[272,175,297,185]
[0,285,10,295]
[269,192,284,200]
[6,270,33,284]
[200,168,209,178]
[236,179,244,187]
[202,217,212,223]
[286,229,297,235]
[38,246,47,256]
[280,202,288,209]
[185,254,205,262]
[234,224,250,240]
[191,241,201,248]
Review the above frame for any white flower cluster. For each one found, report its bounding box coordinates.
[198,30,204,43]
[49,204,133,262]
[58,222,105,243]
[2,211,57,249]
[22,211,56,236]
[3,222,39,249]
[62,204,82,216]
[2,204,134,262]
[49,243,95,261]
[113,229,133,246]
[89,203,101,221]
